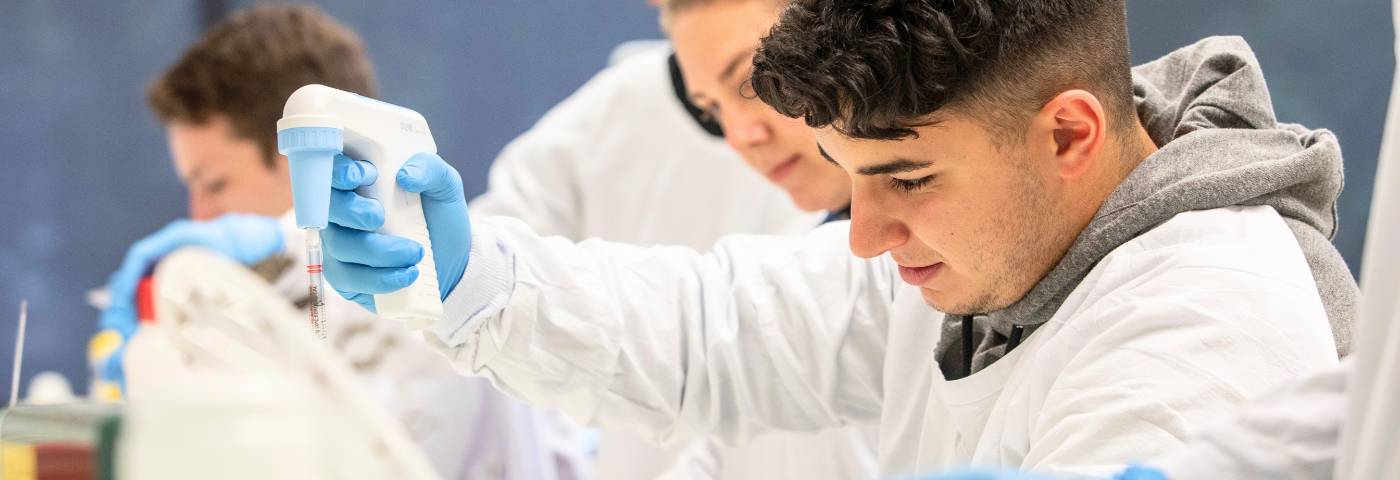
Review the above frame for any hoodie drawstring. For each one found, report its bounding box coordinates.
[960,315,974,379]
[1007,324,1025,353]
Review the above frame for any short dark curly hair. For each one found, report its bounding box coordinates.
[750,0,1134,142]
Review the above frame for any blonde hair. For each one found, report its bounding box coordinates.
[657,0,705,31]
[658,0,785,32]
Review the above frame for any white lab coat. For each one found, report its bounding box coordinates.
[1152,7,1400,478]
[271,213,588,480]
[469,43,878,479]
[431,203,1338,477]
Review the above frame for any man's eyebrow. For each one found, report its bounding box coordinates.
[816,143,840,167]
[857,159,934,176]
[817,143,934,175]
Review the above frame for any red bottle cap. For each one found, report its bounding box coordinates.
[136,276,156,324]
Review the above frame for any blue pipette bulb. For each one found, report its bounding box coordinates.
[278,126,343,230]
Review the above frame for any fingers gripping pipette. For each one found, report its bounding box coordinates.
[277,85,443,334]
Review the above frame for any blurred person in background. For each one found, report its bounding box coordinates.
[90,5,589,479]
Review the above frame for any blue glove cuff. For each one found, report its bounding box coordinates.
[1113,465,1167,480]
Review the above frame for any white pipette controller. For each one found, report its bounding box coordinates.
[277,84,442,330]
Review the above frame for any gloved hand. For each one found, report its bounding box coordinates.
[94,213,284,394]
[899,465,1166,480]
[321,153,470,312]
[100,213,284,334]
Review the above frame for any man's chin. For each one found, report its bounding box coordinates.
[919,287,961,314]
[920,286,1002,316]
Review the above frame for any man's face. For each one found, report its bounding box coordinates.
[168,115,292,220]
[670,0,851,212]
[815,114,1078,314]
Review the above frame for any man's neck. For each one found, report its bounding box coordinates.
[1072,119,1160,223]
[1120,119,1159,177]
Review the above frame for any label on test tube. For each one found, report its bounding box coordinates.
[308,264,326,340]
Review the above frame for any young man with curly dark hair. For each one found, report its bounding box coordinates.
[308,0,1359,477]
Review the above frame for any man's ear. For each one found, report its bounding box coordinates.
[1030,89,1107,180]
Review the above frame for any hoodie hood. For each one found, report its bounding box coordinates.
[938,36,1358,379]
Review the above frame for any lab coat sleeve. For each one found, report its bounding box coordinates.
[273,212,593,479]
[1020,246,1340,475]
[428,216,896,444]
[1150,361,1347,480]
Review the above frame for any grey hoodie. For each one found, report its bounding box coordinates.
[937,36,1359,379]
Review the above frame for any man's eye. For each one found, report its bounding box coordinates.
[888,175,934,193]
[205,177,229,195]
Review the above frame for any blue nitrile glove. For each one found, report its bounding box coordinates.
[898,465,1166,480]
[321,153,470,312]
[96,213,283,392]
[893,470,1065,480]
[101,213,284,332]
